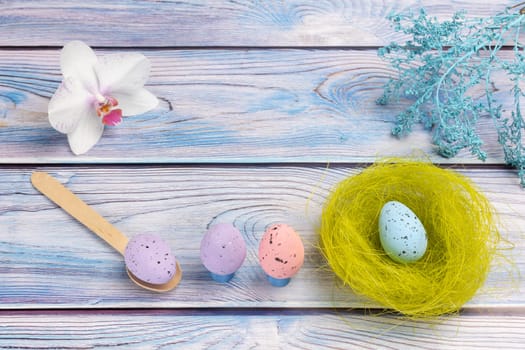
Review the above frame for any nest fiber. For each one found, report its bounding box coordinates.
[320,159,500,317]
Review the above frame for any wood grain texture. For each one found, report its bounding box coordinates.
[2,1,525,346]
[0,0,518,47]
[0,166,522,309]
[0,49,519,164]
[1,310,524,349]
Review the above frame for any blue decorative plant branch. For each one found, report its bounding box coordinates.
[377,4,525,186]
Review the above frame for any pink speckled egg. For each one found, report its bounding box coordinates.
[258,223,304,280]
[200,223,246,281]
[124,233,178,285]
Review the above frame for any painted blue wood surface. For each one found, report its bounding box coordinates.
[0,49,519,164]
[1,0,525,348]
[1,311,524,349]
[0,166,522,309]
[0,1,518,47]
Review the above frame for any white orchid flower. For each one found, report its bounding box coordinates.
[48,41,158,155]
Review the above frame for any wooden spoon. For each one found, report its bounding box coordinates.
[31,171,182,292]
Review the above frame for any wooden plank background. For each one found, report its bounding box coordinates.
[1,0,524,348]
[1,49,521,165]
[0,1,518,47]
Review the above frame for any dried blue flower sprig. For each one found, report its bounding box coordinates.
[377,4,525,186]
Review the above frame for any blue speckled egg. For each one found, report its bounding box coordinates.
[379,201,427,263]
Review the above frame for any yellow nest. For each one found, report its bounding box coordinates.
[320,159,500,317]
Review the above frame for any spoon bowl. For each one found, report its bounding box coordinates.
[127,263,182,292]
[31,171,182,292]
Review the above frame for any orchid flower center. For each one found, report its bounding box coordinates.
[95,94,123,126]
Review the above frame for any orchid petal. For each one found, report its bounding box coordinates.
[67,112,104,155]
[48,77,93,134]
[111,88,158,116]
[95,53,151,94]
[60,41,99,93]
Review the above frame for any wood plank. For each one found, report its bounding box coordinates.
[1,310,524,349]
[0,49,519,164]
[0,1,518,47]
[0,166,522,309]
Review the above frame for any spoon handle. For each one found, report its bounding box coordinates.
[31,171,128,255]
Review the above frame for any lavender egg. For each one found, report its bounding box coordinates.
[200,223,247,278]
[124,233,177,284]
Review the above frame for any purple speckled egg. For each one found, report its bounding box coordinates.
[124,233,177,285]
[200,223,247,276]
